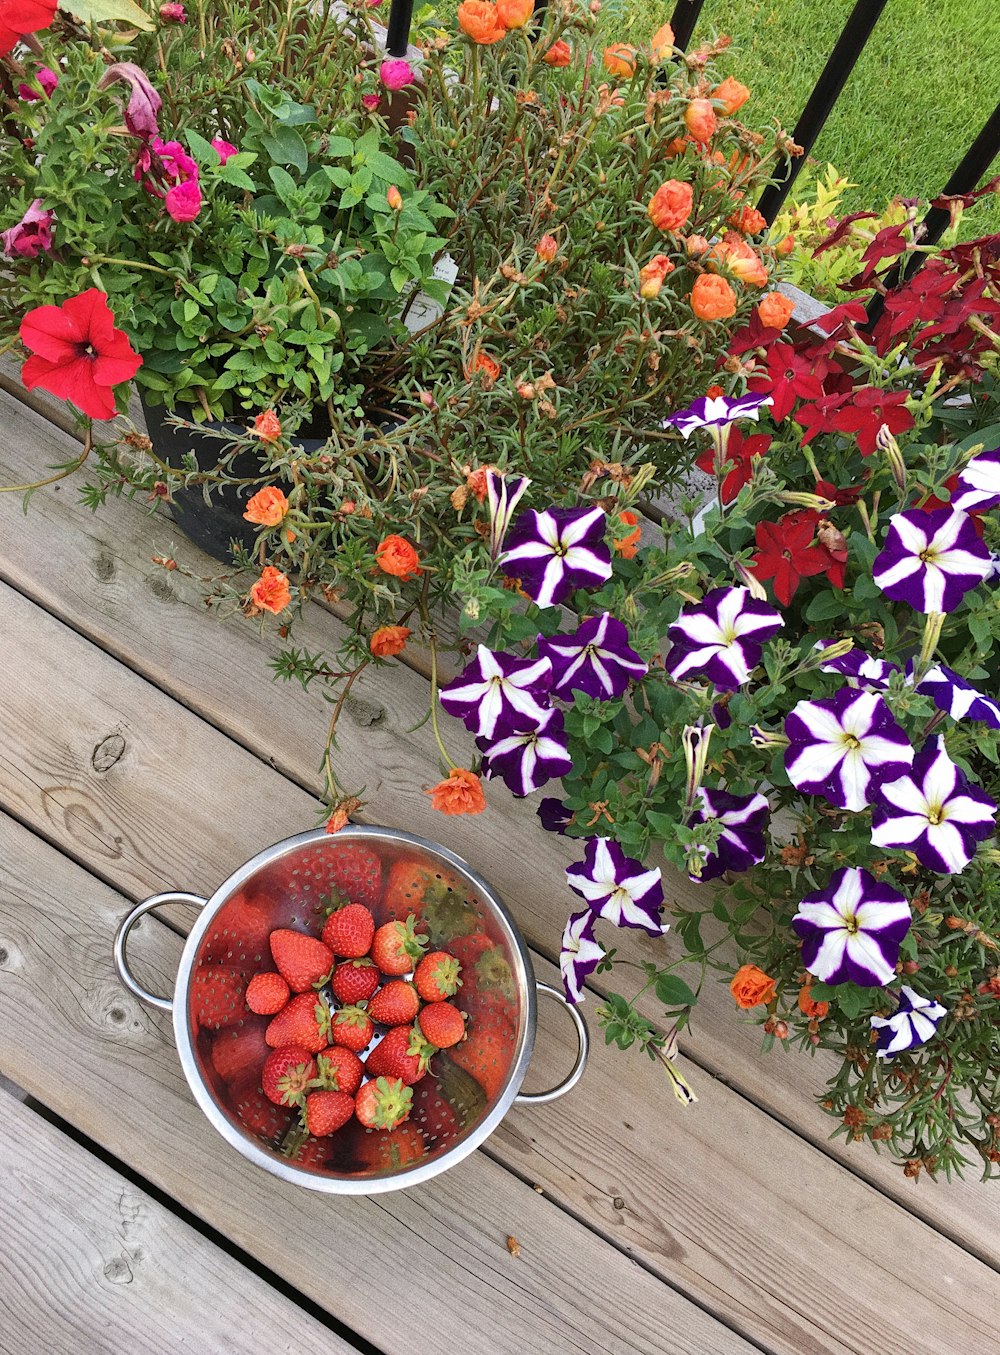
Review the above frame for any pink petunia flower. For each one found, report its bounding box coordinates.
[18,65,58,101]
[2,199,54,259]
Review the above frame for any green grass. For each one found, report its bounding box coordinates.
[607,0,1000,230]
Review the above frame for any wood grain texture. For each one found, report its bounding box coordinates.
[0,589,997,1355]
[0,812,756,1355]
[0,1092,356,1355]
[0,392,995,1265]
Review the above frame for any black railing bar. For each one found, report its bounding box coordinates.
[757,0,890,226]
[669,0,706,51]
[384,0,415,57]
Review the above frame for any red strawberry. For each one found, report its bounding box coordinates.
[365,1024,434,1085]
[203,893,271,965]
[447,1018,513,1100]
[269,929,333,993]
[411,1080,461,1145]
[190,965,248,1030]
[265,992,331,1052]
[324,841,384,909]
[210,1020,269,1085]
[315,1045,364,1096]
[305,1089,355,1136]
[355,1075,413,1130]
[234,1084,294,1142]
[331,958,380,1004]
[246,971,291,1015]
[322,902,375,958]
[414,951,463,1002]
[328,1005,374,1053]
[351,1122,425,1170]
[447,930,494,973]
[368,979,420,1026]
[382,858,478,943]
[417,1001,466,1050]
[370,917,427,977]
[262,1046,318,1106]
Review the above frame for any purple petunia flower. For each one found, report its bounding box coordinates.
[914,664,1000,729]
[792,867,912,987]
[665,586,783,690]
[565,838,667,935]
[439,644,551,739]
[871,736,996,874]
[689,788,770,881]
[815,640,899,692]
[560,909,605,1004]
[537,612,648,701]
[537,797,572,834]
[662,392,772,439]
[873,508,992,613]
[499,506,612,608]
[476,707,573,798]
[486,471,531,560]
[951,447,1000,514]
[870,986,948,1060]
[784,687,913,812]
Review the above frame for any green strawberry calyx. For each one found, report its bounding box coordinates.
[371,1076,413,1129]
[406,1027,437,1074]
[396,914,429,963]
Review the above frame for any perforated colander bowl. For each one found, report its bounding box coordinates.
[114,826,588,1193]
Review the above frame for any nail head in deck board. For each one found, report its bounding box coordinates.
[0,394,996,1267]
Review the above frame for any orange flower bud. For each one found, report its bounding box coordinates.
[370,624,412,657]
[252,410,282,442]
[466,466,494,501]
[375,534,422,580]
[613,509,642,558]
[798,984,829,1019]
[536,233,558,263]
[649,21,674,60]
[496,0,533,27]
[727,205,766,235]
[250,564,291,614]
[457,0,507,44]
[647,179,693,232]
[427,766,487,815]
[471,352,501,385]
[387,185,403,211]
[543,38,571,66]
[243,485,289,527]
[684,97,717,143]
[685,234,710,256]
[757,291,796,330]
[517,381,535,399]
[691,273,736,321]
[638,253,675,298]
[714,76,750,115]
[729,964,776,1009]
[776,233,795,256]
[603,43,636,78]
[663,136,688,159]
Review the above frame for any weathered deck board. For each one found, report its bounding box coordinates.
[1,392,996,1265]
[0,811,759,1355]
[0,1090,357,1355]
[0,587,997,1355]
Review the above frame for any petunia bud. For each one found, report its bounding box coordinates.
[535,233,558,263]
[681,723,715,812]
[876,423,907,495]
[734,560,769,601]
[17,65,58,100]
[1,199,54,259]
[387,184,403,211]
[775,490,837,512]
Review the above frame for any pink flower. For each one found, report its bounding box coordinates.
[361,93,381,111]
[17,65,58,100]
[153,137,198,184]
[2,199,54,259]
[158,1,185,18]
[165,180,202,222]
[379,58,414,91]
[98,62,162,140]
[210,136,238,164]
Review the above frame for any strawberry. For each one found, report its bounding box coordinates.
[265,992,331,1052]
[210,1020,269,1085]
[370,916,427,977]
[315,1045,364,1096]
[305,1089,355,1137]
[262,1046,318,1106]
[234,1084,294,1142]
[368,979,420,1026]
[365,1024,434,1085]
[190,965,248,1030]
[417,1001,466,1050]
[324,841,384,909]
[203,893,271,965]
[383,858,478,943]
[447,1018,513,1100]
[411,1079,461,1145]
[328,1005,374,1053]
[245,971,291,1015]
[447,930,494,973]
[355,1075,413,1131]
[331,958,380,1004]
[290,1135,333,1171]
[414,951,463,1002]
[351,1123,426,1170]
[269,929,333,993]
[322,902,375,958]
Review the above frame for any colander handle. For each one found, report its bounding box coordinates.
[114,892,208,1013]
[514,981,589,1105]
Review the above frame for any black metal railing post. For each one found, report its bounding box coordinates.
[385,0,415,57]
[668,0,705,51]
[757,0,890,225]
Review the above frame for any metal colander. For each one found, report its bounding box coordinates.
[114,826,587,1193]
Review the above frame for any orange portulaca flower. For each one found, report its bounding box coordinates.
[243,485,289,527]
[543,39,571,66]
[603,43,636,78]
[536,233,558,263]
[757,292,796,330]
[728,205,767,236]
[496,0,533,28]
[684,97,717,143]
[252,410,282,442]
[649,21,674,61]
[730,964,776,1009]
[691,273,736,321]
[370,624,412,657]
[708,232,769,287]
[647,179,693,232]
[714,76,750,114]
[375,534,422,580]
[457,0,506,43]
[471,351,501,385]
[613,509,642,558]
[427,767,487,815]
[638,254,675,299]
[250,565,291,614]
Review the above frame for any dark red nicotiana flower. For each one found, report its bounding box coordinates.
[828,386,914,457]
[695,426,771,503]
[0,0,56,54]
[20,289,142,421]
[750,514,829,606]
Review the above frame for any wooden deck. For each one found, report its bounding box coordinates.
[0,375,997,1355]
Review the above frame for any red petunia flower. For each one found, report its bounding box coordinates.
[20,289,142,421]
[0,0,56,55]
[814,477,865,507]
[695,426,771,503]
[828,386,914,457]
[749,342,833,422]
[727,308,785,357]
[750,514,829,606]
[794,392,848,447]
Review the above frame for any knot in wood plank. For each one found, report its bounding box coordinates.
[92,734,126,773]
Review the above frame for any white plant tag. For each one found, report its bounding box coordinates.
[400,253,459,334]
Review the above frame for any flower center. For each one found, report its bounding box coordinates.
[720,625,738,645]
[842,733,862,750]
[78,342,96,359]
[927,804,945,825]
[918,547,938,565]
[842,912,860,936]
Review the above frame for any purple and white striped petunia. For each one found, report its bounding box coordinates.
[815,640,899,692]
[560,909,606,1004]
[662,392,772,439]
[565,837,667,936]
[914,663,1000,729]
[476,707,573,798]
[537,612,648,701]
[792,867,912,987]
[537,796,573,834]
[870,986,948,1060]
[871,736,996,874]
[784,687,913,812]
[873,507,992,613]
[951,447,1000,514]
[439,644,551,739]
[689,788,770,882]
[665,586,783,690]
[499,506,612,608]
[486,470,531,560]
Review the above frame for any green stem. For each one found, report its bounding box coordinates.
[428,633,457,770]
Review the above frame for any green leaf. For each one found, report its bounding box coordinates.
[325,136,354,158]
[65,0,154,28]
[218,166,256,192]
[268,166,299,203]
[834,983,866,1020]
[654,974,697,1008]
[262,126,309,175]
[185,130,218,166]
